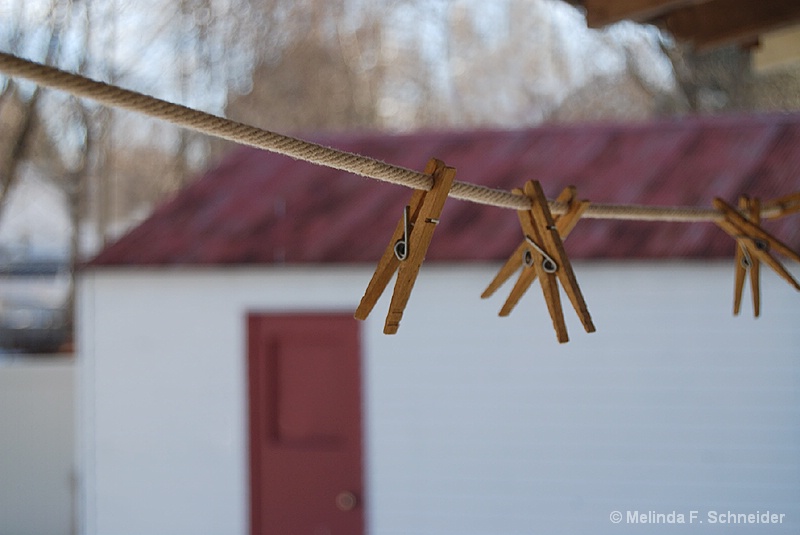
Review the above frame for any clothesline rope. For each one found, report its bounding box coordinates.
[0,51,779,222]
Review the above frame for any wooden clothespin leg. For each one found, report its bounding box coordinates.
[484,181,594,343]
[762,191,800,219]
[714,196,800,317]
[730,196,761,316]
[354,158,456,334]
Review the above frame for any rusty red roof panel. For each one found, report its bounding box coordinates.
[89,113,800,266]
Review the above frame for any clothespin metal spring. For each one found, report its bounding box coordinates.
[524,235,558,273]
[738,238,768,269]
[739,243,753,270]
[394,206,410,261]
[392,207,441,262]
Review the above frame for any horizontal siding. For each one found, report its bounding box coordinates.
[79,262,800,535]
[364,263,800,535]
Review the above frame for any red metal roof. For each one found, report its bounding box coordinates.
[89,113,800,266]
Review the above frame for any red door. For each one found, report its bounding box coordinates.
[247,313,364,535]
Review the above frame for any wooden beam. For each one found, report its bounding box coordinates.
[753,24,800,72]
[582,0,701,28]
[664,0,800,49]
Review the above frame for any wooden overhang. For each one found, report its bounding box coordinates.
[566,0,800,50]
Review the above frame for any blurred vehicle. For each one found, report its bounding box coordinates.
[0,257,71,353]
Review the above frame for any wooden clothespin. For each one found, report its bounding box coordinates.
[762,191,800,219]
[482,185,588,309]
[713,195,800,317]
[483,181,594,343]
[354,158,456,334]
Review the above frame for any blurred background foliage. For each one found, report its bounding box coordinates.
[0,0,798,265]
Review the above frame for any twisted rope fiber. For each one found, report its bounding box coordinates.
[0,51,732,222]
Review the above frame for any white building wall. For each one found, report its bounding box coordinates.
[0,357,74,535]
[77,262,800,535]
